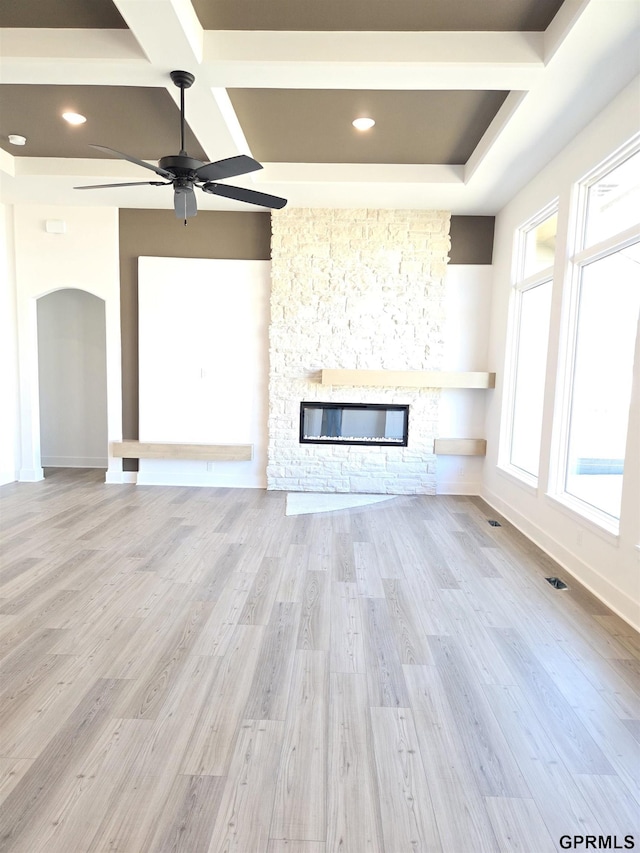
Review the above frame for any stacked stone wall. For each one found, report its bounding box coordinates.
[268,208,450,494]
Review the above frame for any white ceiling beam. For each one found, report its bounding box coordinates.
[12,157,157,179]
[0,159,472,213]
[258,163,463,185]
[1,27,544,91]
[0,29,153,84]
[0,28,144,63]
[202,31,544,91]
[113,0,203,67]
[209,88,252,155]
[11,157,462,187]
[111,0,248,161]
[544,0,592,63]
[0,148,15,178]
[464,91,528,182]
[0,173,473,213]
[205,30,543,66]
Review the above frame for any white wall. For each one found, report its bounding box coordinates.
[37,289,108,468]
[438,264,493,494]
[484,77,640,629]
[12,205,123,482]
[0,204,19,485]
[137,257,270,488]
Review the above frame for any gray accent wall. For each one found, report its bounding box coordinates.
[118,209,271,460]
[118,209,493,468]
[449,216,495,264]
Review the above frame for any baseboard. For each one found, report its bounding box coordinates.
[0,470,18,486]
[105,471,137,485]
[41,456,108,468]
[481,485,640,633]
[135,471,265,488]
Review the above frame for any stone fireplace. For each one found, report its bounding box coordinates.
[267,208,450,494]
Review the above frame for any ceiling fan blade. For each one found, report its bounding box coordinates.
[89,144,174,179]
[174,186,197,219]
[195,155,263,182]
[202,182,287,210]
[74,181,170,190]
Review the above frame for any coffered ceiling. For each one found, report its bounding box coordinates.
[0,0,638,215]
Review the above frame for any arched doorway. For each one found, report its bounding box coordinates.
[36,289,108,472]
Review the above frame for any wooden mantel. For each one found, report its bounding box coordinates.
[321,369,496,389]
[111,441,253,461]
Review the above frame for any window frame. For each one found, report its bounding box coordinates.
[499,200,558,488]
[547,139,640,535]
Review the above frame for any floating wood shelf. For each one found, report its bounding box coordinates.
[321,369,496,389]
[434,438,487,456]
[111,441,253,461]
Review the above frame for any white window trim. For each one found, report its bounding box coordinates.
[547,140,640,534]
[498,200,558,487]
[573,224,640,267]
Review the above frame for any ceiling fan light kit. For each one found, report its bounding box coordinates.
[74,70,287,221]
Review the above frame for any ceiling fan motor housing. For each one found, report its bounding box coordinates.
[159,155,204,178]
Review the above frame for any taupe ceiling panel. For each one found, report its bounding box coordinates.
[192,0,565,31]
[0,86,207,161]
[228,89,509,164]
[0,0,126,28]
[0,0,566,31]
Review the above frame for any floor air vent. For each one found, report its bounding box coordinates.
[487,519,501,527]
[546,577,568,590]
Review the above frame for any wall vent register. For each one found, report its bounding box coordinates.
[299,402,409,447]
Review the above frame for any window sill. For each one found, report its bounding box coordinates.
[545,492,620,545]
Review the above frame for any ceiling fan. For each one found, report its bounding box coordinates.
[74,70,287,220]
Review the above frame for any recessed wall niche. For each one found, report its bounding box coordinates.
[137,256,270,487]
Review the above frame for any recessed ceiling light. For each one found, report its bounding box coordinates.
[62,112,87,125]
[352,117,375,131]
[8,134,27,145]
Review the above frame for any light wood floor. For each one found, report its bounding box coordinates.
[1,468,638,852]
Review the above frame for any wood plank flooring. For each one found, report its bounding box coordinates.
[1,468,639,852]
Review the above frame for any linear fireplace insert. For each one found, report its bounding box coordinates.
[299,402,409,447]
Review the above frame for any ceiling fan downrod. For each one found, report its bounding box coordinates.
[170,70,195,156]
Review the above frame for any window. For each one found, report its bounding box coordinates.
[502,206,557,482]
[510,281,553,477]
[556,145,640,527]
[584,151,640,246]
[523,211,558,277]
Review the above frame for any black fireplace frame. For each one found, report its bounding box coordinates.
[299,402,409,447]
